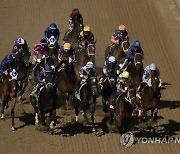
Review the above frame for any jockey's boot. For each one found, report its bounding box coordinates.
[136,82,146,99]
[98,77,104,89]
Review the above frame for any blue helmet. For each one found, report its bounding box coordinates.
[49,23,57,29]
[5,54,13,61]
[133,40,141,47]
[45,66,52,73]
[115,29,121,35]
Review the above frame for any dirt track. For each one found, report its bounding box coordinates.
[0,0,180,153]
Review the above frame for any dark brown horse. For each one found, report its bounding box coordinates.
[98,69,117,113]
[56,59,77,108]
[105,39,130,64]
[14,49,31,103]
[73,76,98,131]
[30,73,57,129]
[126,53,144,88]
[137,74,161,123]
[63,20,82,49]
[0,70,18,131]
[108,88,136,134]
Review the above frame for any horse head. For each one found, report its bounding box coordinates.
[148,73,161,94]
[15,49,31,67]
[87,43,96,62]
[44,73,55,93]
[134,53,143,71]
[87,76,98,95]
[125,87,137,107]
[121,39,130,53]
[39,56,55,69]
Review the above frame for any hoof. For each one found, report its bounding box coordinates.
[92,127,96,132]
[11,126,15,131]
[1,114,4,119]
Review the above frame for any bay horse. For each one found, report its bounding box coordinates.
[126,52,144,88]
[30,73,57,129]
[108,87,136,134]
[63,20,82,49]
[0,69,18,131]
[14,49,31,103]
[73,76,98,131]
[105,39,130,64]
[56,58,77,109]
[74,48,90,79]
[137,73,161,123]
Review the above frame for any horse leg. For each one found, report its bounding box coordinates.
[138,109,143,123]
[19,79,28,103]
[142,109,147,122]
[153,108,158,121]
[82,102,88,126]
[75,101,80,122]
[49,109,56,129]
[90,102,96,131]
[30,96,39,125]
[1,99,6,119]
[10,98,16,131]
[40,112,46,126]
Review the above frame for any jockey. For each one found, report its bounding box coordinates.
[136,63,160,98]
[78,25,95,49]
[69,8,83,32]
[111,24,129,44]
[119,40,144,71]
[45,23,60,42]
[109,71,133,110]
[0,54,16,76]
[57,43,75,71]
[11,38,30,57]
[118,24,129,40]
[30,65,56,99]
[75,61,97,99]
[98,56,118,88]
[33,38,50,64]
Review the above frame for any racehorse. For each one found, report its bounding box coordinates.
[126,52,144,88]
[105,39,130,63]
[0,69,18,131]
[30,73,57,129]
[137,73,161,123]
[108,87,136,134]
[86,43,96,63]
[73,76,98,131]
[98,69,117,113]
[30,56,55,85]
[14,50,31,103]
[56,59,77,108]
[47,35,60,65]
[74,48,90,79]
[63,20,82,49]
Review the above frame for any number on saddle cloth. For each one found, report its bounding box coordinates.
[9,69,18,81]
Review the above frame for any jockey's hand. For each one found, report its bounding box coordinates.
[4,70,8,75]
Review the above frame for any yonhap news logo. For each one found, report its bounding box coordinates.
[120,132,180,148]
